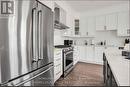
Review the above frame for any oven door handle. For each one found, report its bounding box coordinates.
[64,51,73,56]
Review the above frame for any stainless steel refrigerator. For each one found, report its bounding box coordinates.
[0,0,54,86]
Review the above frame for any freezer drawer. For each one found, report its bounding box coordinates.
[2,63,54,86]
[20,66,54,86]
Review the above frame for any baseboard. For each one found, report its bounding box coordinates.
[78,60,103,65]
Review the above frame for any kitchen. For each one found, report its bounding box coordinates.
[0,0,130,86]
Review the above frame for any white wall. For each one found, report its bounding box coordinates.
[68,31,127,47]
[95,31,127,46]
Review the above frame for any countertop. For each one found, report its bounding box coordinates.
[72,45,118,48]
[104,48,130,86]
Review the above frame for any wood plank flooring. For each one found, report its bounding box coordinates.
[54,62,104,86]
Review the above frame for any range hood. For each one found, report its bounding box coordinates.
[54,7,69,29]
[54,20,69,29]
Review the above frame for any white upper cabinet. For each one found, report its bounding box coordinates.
[87,17,96,36]
[96,15,106,31]
[80,17,96,37]
[117,11,130,36]
[96,13,119,31]
[80,18,87,36]
[106,13,118,30]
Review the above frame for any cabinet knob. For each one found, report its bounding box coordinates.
[86,32,88,35]
[104,26,107,30]
[128,29,130,34]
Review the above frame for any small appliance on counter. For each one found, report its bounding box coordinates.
[125,39,130,45]
[122,51,130,60]
[97,40,106,46]
[124,44,130,51]
[84,40,88,45]
[64,40,73,46]
[91,39,95,45]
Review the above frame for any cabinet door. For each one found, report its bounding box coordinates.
[106,13,118,30]
[87,17,96,36]
[117,11,130,36]
[95,47,105,64]
[86,46,94,62]
[96,15,106,31]
[79,46,86,61]
[80,18,87,36]
[54,49,62,82]
[73,46,79,65]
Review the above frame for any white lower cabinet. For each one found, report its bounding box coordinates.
[95,47,105,65]
[78,46,95,63]
[73,46,80,65]
[85,46,95,63]
[75,46,105,65]
[79,46,86,61]
[54,49,62,83]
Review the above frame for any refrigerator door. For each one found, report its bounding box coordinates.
[37,2,54,68]
[0,0,38,84]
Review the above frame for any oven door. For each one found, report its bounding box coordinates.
[64,51,73,71]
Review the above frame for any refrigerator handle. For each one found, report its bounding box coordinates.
[32,8,38,62]
[38,10,42,60]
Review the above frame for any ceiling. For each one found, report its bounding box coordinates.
[65,0,129,12]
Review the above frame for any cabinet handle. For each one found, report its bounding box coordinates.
[104,26,107,30]
[128,29,130,34]
[56,71,61,75]
[56,53,61,55]
[55,64,61,67]
[86,32,88,35]
[56,58,61,61]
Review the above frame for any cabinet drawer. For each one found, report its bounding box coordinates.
[54,53,62,58]
[54,70,62,82]
[54,59,61,66]
[54,58,61,62]
[55,63,61,68]
[54,64,62,76]
[54,49,62,58]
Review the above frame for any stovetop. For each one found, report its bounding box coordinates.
[55,45,71,48]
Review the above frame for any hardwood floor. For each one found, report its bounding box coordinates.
[54,62,104,86]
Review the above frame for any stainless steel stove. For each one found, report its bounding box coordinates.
[55,45,74,77]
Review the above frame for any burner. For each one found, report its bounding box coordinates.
[55,45,71,48]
